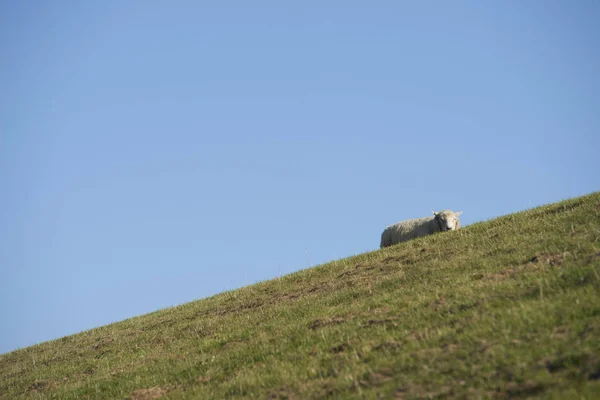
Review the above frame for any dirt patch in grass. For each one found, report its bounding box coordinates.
[441,343,459,353]
[92,336,115,350]
[309,317,346,330]
[360,367,394,387]
[528,252,569,266]
[27,379,59,392]
[337,259,399,280]
[382,255,416,265]
[542,352,600,379]
[215,299,265,316]
[149,335,176,345]
[366,259,401,272]
[336,270,355,279]
[481,252,569,281]
[183,298,269,321]
[360,317,398,328]
[482,269,516,281]
[498,380,545,398]
[549,326,570,341]
[410,347,443,360]
[196,375,212,383]
[82,365,96,375]
[221,338,247,349]
[277,283,328,302]
[329,343,349,353]
[266,385,300,399]
[373,341,401,351]
[587,252,600,264]
[130,386,169,400]
[395,383,453,399]
[432,295,447,307]
[144,318,179,331]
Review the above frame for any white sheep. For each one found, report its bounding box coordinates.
[380,210,463,248]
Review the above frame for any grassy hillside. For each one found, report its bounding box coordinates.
[1,193,600,399]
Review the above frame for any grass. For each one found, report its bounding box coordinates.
[1,192,600,399]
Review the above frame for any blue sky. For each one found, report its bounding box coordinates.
[1,1,599,354]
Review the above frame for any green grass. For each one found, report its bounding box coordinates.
[2,193,600,399]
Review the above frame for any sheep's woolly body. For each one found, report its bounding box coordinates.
[380,210,462,248]
[380,216,439,248]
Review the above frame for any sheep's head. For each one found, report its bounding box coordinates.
[433,210,463,232]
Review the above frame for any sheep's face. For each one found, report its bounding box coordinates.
[433,210,463,232]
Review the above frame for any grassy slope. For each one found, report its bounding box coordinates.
[1,193,600,400]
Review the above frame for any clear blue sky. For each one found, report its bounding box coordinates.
[1,1,599,354]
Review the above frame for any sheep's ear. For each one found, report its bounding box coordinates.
[455,211,463,216]
[432,210,438,216]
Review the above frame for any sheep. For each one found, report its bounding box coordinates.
[380,210,463,248]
